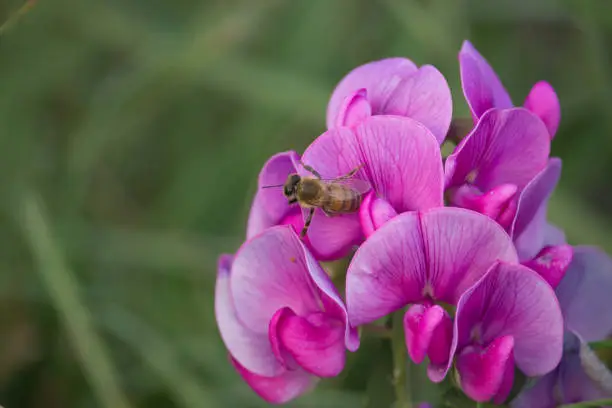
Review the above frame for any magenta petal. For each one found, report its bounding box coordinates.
[452,183,518,229]
[231,227,322,334]
[346,208,517,326]
[383,65,453,143]
[555,246,612,342]
[300,208,363,261]
[216,254,284,376]
[493,348,516,405]
[335,88,372,128]
[427,311,454,368]
[404,304,447,364]
[276,310,346,378]
[360,193,398,238]
[233,226,359,358]
[524,81,561,139]
[454,262,563,377]
[247,151,300,238]
[445,108,551,192]
[326,58,418,129]
[523,244,573,289]
[459,40,513,119]
[456,335,515,402]
[231,357,315,404]
[511,158,562,261]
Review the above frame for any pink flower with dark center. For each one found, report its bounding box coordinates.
[248,115,444,260]
[512,247,612,407]
[215,226,358,404]
[345,208,563,401]
[459,40,560,138]
[326,58,452,143]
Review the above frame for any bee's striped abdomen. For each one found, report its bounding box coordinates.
[324,185,362,214]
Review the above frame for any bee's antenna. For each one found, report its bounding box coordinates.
[261,184,285,189]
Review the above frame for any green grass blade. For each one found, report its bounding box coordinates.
[20,192,131,408]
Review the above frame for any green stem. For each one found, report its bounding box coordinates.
[391,310,411,408]
[588,339,612,350]
[0,0,36,35]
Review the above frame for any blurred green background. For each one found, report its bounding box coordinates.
[0,0,611,407]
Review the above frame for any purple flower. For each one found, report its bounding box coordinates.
[345,208,563,401]
[326,58,452,143]
[249,115,444,260]
[215,226,358,404]
[459,40,560,138]
[512,247,612,407]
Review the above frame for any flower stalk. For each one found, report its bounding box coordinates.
[392,310,411,408]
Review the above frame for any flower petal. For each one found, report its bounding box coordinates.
[404,303,452,367]
[231,226,324,339]
[326,58,418,128]
[247,151,300,238]
[301,116,444,258]
[511,158,562,261]
[456,335,515,402]
[334,88,372,128]
[454,262,563,377]
[555,246,612,342]
[360,193,398,238]
[216,254,283,376]
[459,40,513,119]
[451,183,518,229]
[524,81,561,139]
[274,309,346,378]
[383,65,453,143]
[509,371,558,408]
[346,208,517,326]
[445,108,551,192]
[523,244,573,289]
[231,356,316,404]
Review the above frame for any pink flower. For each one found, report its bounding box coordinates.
[326,58,452,143]
[445,108,551,199]
[345,208,563,401]
[459,40,560,138]
[248,115,444,260]
[451,261,563,403]
[443,108,571,276]
[215,226,358,404]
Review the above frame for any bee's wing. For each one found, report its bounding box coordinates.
[320,178,372,195]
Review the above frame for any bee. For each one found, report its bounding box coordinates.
[263,161,371,238]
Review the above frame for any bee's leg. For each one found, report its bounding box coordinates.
[298,161,322,179]
[335,163,364,180]
[301,208,315,237]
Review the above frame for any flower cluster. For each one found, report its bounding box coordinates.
[216,40,612,406]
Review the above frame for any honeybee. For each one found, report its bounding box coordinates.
[263,161,371,237]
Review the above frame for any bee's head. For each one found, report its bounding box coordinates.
[283,173,301,200]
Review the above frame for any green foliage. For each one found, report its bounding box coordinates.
[0,0,612,407]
